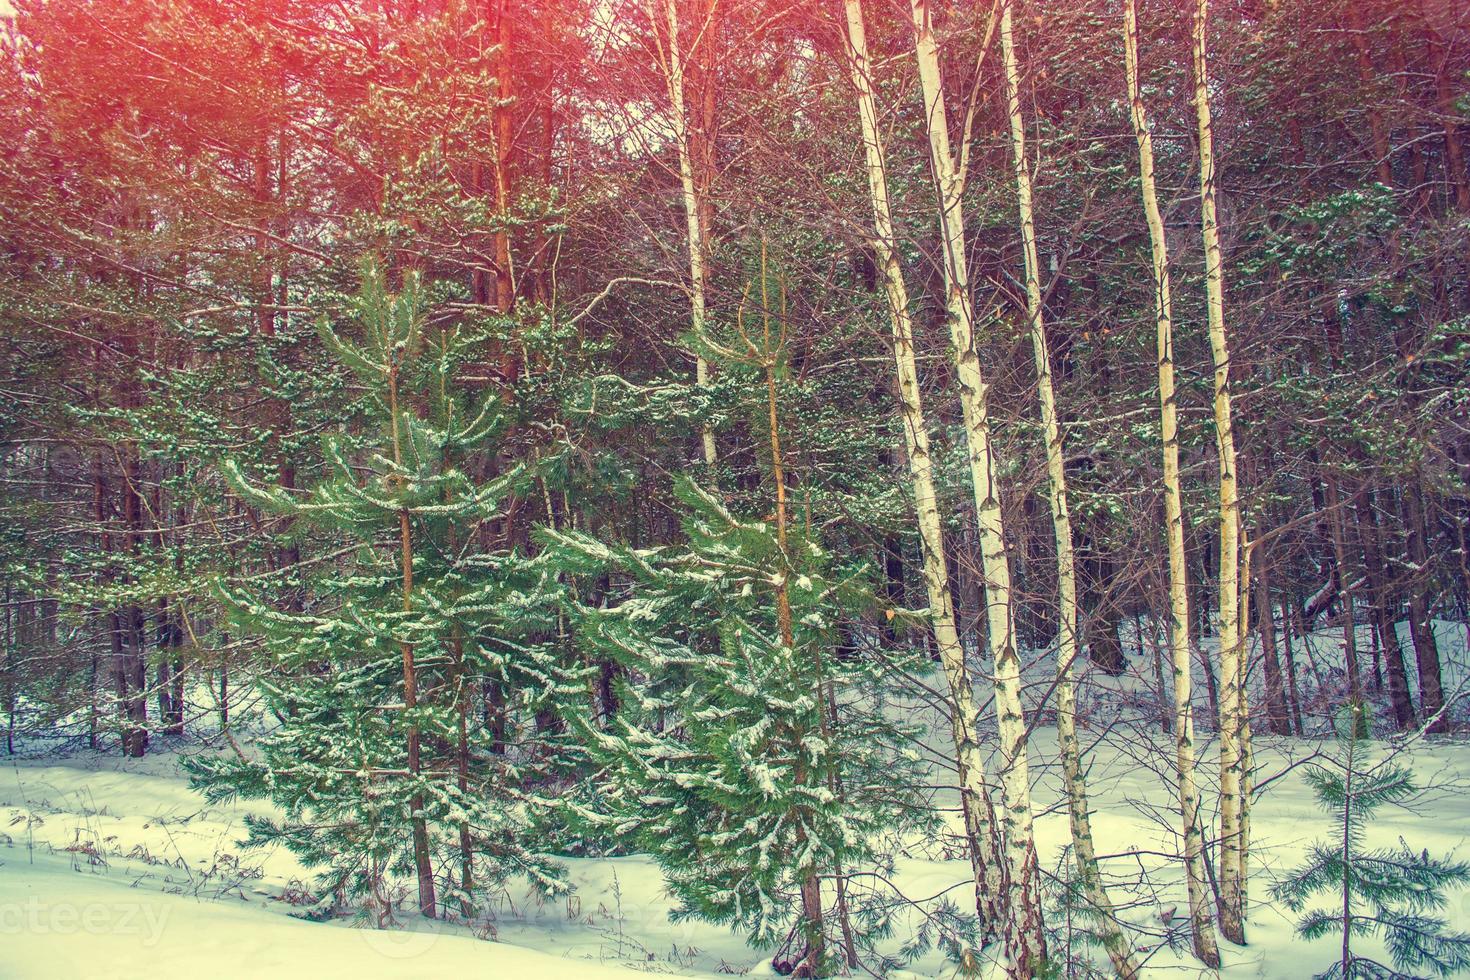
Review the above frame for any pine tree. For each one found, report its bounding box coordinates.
[543,256,925,974]
[1272,702,1470,979]
[186,263,569,926]
[545,477,923,975]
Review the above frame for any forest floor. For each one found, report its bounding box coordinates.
[4,621,1470,979]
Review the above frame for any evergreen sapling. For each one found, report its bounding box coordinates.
[186,264,570,925]
[1272,702,1470,978]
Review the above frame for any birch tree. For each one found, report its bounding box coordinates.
[901,1,1044,966]
[981,0,1139,973]
[650,0,718,468]
[1121,0,1222,964]
[904,0,1140,971]
[1192,0,1250,945]
[840,0,1005,942]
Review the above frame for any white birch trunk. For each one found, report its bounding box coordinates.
[1123,0,1222,964]
[984,1,1139,974]
[1191,0,1248,945]
[653,0,717,469]
[841,0,1004,938]
[905,0,1040,969]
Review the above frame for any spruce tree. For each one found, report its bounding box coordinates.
[1272,702,1470,979]
[186,263,568,926]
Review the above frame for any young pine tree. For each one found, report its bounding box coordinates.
[545,478,924,976]
[1272,702,1470,979]
[544,261,925,976]
[186,263,568,925]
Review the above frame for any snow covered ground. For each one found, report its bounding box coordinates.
[4,620,1470,978]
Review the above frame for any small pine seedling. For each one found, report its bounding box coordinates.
[1271,701,1470,979]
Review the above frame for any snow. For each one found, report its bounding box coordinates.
[0,748,759,978]
[0,853,667,979]
[3,620,1470,978]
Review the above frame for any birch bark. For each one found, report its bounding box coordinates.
[1122,0,1221,964]
[652,0,717,468]
[841,0,1003,938]
[1191,0,1249,944]
[903,0,1041,963]
[981,0,1137,973]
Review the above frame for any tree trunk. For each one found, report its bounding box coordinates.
[1403,484,1446,731]
[387,363,437,920]
[219,643,229,733]
[653,0,717,470]
[1324,475,1363,700]
[455,632,474,920]
[909,2,1049,968]
[3,586,13,754]
[841,0,1004,941]
[758,254,828,976]
[1123,0,1221,963]
[881,534,904,647]
[119,446,149,759]
[911,0,1052,963]
[905,0,1058,963]
[493,0,517,320]
[1357,491,1416,728]
[1191,0,1247,944]
[1343,2,1395,187]
[1254,554,1290,735]
[1278,594,1305,734]
[1086,554,1128,677]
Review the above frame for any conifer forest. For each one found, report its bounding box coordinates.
[3,1,1470,978]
